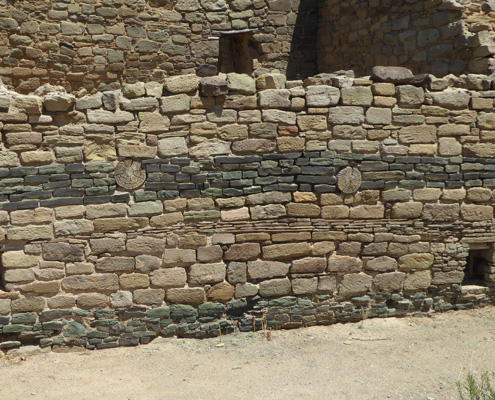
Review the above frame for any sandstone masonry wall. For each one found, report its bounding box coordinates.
[0,0,317,93]
[1,71,495,351]
[318,0,495,76]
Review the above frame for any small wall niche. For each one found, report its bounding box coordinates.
[463,244,494,286]
[217,29,257,75]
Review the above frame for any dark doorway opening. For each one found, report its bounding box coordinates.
[463,249,489,286]
[218,32,255,75]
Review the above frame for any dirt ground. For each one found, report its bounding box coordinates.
[1,307,495,400]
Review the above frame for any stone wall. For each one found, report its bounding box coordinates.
[318,0,495,77]
[0,0,318,93]
[1,71,495,351]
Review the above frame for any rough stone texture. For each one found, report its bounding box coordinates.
[338,273,372,297]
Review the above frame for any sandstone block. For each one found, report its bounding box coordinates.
[259,89,291,108]
[365,107,392,125]
[128,201,163,217]
[373,272,405,292]
[349,205,384,219]
[12,95,42,114]
[218,124,248,141]
[292,277,318,295]
[62,274,118,292]
[306,85,340,107]
[422,203,459,221]
[286,203,320,217]
[391,202,423,218]
[0,299,11,315]
[235,283,259,298]
[467,187,492,202]
[43,242,84,262]
[341,87,373,106]
[150,212,184,227]
[158,137,188,157]
[399,125,436,144]
[338,272,372,297]
[207,282,234,302]
[197,246,223,263]
[151,268,187,288]
[371,66,414,84]
[133,289,165,305]
[166,287,205,305]
[2,251,38,269]
[438,137,462,156]
[119,273,150,289]
[166,74,199,94]
[189,263,226,285]
[93,217,149,232]
[256,73,286,90]
[118,144,157,159]
[262,110,297,124]
[398,253,434,271]
[227,73,256,94]
[396,85,425,106]
[259,277,291,297]
[291,257,326,273]
[122,82,146,98]
[4,269,35,283]
[20,151,54,164]
[110,291,133,308]
[126,237,166,255]
[277,136,305,152]
[224,243,260,261]
[318,275,337,293]
[431,271,464,285]
[227,261,247,284]
[11,297,45,313]
[403,270,431,291]
[163,249,196,266]
[200,77,228,96]
[297,115,327,131]
[139,112,170,133]
[136,255,162,273]
[263,242,311,260]
[248,260,290,280]
[431,90,470,109]
[43,93,75,112]
[327,255,362,273]
[87,110,134,124]
[54,220,94,236]
[47,295,76,309]
[160,93,191,113]
[21,281,60,295]
[365,256,397,272]
[328,106,364,125]
[231,139,275,153]
[461,204,493,221]
[96,256,134,272]
[7,225,54,241]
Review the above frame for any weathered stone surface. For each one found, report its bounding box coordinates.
[200,77,228,96]
[349,205,384,219]
[403,271,431,291]
[166,74,199,94]
[391,202,423,219]
[399,125,436,144]
[235,282,259,298]
[291,257,326,273]
[189,263,226,285]
[286,203,320,217]
[338,272,372,297]
[11,297,45,313]
[119,273,150,289]
[167,287,205,305]
[371,66,414,84]
[7,225,53,241]
[226,73,256,94]
[207,282,234,302]
[248,261,290,280]
[2,251,38,269]
[87,110,134,124]
[163,248,196,266]
[398,253,434,272]
[259,89,291,108]
[42,243,84,262]
[327,255,362,273]
[43,93,75,112]
[62,274,118,292]
[134,289,165,305]
[328,106,364,125]
[96,257,134,272]
[127,237,166,255]
[263,243,311,260]
[93,218,149,232]
[54,220,94,236]
[365,256,397,272]
[460,204,493,221]
[292,277,318,295]
[224,243,260,261]
[259,277,291,297]
[373,272,405,292]
[158,137,188,157]
[151,268,187,288]
[432,271,464,285]
[341,87,373,106]
[160,94,191,113]
[110,291,133,308]
[306,86,340,107]
[396,85,425,106]
[431,90,470,109]
[422,204,460,221]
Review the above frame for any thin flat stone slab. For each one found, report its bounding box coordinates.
[371,66,414,84]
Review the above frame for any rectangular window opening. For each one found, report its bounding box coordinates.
[218,32,255,75]
[463,249,490,286]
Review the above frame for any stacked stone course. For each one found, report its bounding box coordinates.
[1,70,495,351]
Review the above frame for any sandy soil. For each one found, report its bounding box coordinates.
[1,307,495,400]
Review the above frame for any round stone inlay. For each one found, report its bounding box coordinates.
[337,166,362,194]
[115,158,146,190]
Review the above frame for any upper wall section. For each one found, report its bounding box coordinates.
[0,0,318,93]
[318,0,495,77]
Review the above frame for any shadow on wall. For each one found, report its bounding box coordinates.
[286,0,319,80]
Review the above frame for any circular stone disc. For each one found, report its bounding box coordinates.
[337,166,362,194]
[115,158,146,190]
